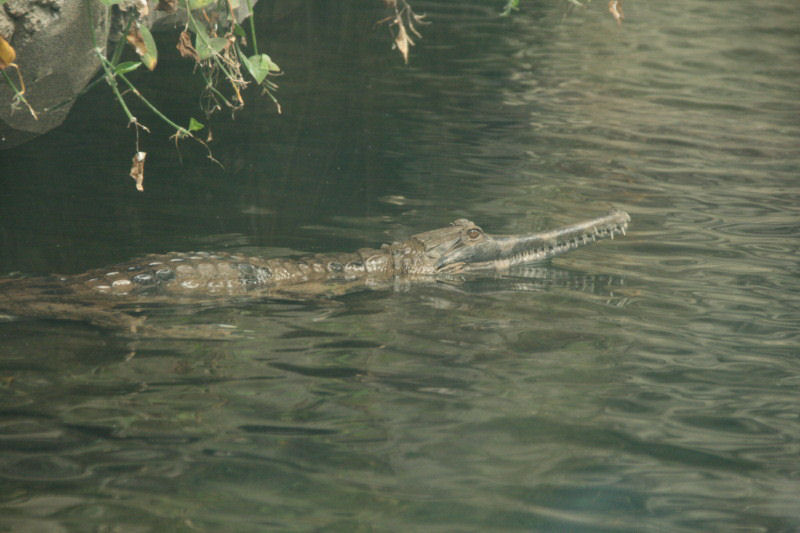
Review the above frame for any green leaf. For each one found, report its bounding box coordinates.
[97,0,126,5]
[238,52,254,77]
[192,21,227,60]
[243,53,280,84]
[233,24,246,39]
[113,61,142,75]
[196,36,227,61]
[188,117,204,132]
[500,0,520,16]
[138,25,158,70]
[189,17,210,42]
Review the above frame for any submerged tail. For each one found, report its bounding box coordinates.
[0,276,142,330]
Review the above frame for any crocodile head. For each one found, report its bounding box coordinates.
[399,210,630,275]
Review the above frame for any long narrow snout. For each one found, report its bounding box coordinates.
[436,210,630,272]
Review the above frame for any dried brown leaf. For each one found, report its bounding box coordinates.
[393,17,412,64]
[126,28,145,53]
[380,0,425,63]
[132,0,149,17]
[130,151,146,192]
[176,30,200,62]
[157,0,178,13]
[0,35,16,69]
[126,25,158,70]
[407,12,427,39]
[609,0,624,25]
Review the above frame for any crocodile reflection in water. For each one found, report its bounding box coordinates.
[0,210,630,332]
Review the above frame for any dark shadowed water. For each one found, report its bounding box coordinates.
[1,1,799,531]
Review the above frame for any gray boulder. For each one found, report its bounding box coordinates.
[0,0,109,148]
[0,0,257,149]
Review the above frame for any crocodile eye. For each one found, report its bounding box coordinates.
[466,228,482,240]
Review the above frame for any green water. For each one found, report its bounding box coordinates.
[1,1,799,530]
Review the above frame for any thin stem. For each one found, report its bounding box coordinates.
[96,50,137,125]
[48,18,135,114]
[113,67,190,136]
[2,67,37,119]
[183,0,242,84]
[111,16,135,66]
[86,0,132,122]
[244,0,258,53]
[207,82,235,109]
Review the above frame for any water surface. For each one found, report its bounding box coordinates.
[1,1,799,530]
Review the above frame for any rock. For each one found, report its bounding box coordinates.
[0,0,110,148]
[0,0,259,149]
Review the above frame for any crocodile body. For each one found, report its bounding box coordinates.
[0,211,630,331]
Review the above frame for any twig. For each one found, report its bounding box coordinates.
[2,66,37,119]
